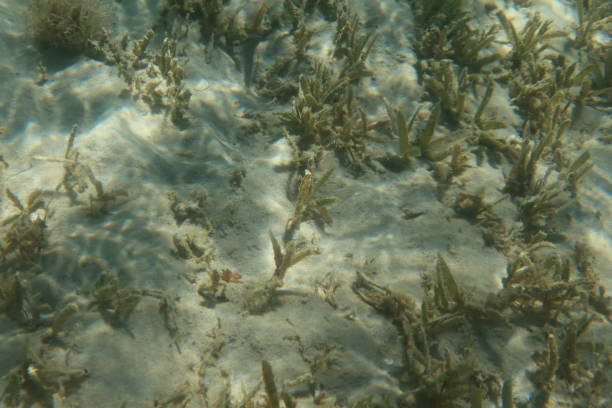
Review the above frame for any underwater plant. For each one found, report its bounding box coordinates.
[88,269,179,343]
[568,0,612,52]
[0,340,89,407]
[168,190,211,228]
[281,63,376,169]
[333,11,377,82]
[409,0,501,73]
[353,248,610,407]
[496,11,562,70]
[0,189,47,270]
[244,233,316,314]
[284,169,335,243]
[27,0,112,55]
[386,102,452,163]
[100,30,192,128]
[32,125,126,217]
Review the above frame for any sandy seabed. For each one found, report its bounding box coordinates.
[0,0,610,407]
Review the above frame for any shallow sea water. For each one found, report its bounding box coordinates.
[0,0,610,407]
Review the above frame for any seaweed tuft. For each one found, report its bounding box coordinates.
[27,0,112,56]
